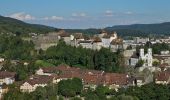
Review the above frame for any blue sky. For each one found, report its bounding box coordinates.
[0,0,170,29]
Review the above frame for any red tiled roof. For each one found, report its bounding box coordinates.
[40,65,129,86]
[110,38,123,45]
[103,73,128,85]
[160,63,169,68]
[0,71,16,79]
[155,71,170,82]
[26,75,53,85]
[93,36,102,43]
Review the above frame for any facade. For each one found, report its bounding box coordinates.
[20,75,53,92]
[78,41,93,49]
[129,48,153,68]
[140,48,153,67]
[134,37,149,44]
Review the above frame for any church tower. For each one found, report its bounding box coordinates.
[147,48,153,67]
[139,48,144,59]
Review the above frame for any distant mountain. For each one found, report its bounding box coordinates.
[0,15,58,34]
[66,22,170,37]
[105,22,170,35]
[1,15,170,37]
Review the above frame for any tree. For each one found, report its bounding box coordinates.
[135,60,144,68]
[32,87,47,100]
[58,78,83,97]
[152,61,160,67]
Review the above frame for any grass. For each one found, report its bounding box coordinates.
[35,60,55,67]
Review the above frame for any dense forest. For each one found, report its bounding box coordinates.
[41,40,125,73]
[0,34,35,60]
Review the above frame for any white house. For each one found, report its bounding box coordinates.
[0,71,16,85]
[20,75,53,92]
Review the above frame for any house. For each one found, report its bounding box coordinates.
[57,30,71,44]
[153,54,170,65]
[36,65,131,90]
[32,32,58,50]
[0,71,16,85]
[133,76,145,87]
[155,71,170,85]
[0,84,8,99]
[123,49,136,65]
[130,52,139,66]
[20,75,54,92]
[103,73,129,90]
[134,37,149,44]
[110,38,123,52]
[100,31,118,48]
[78,41,93,49]
[92,36,103,50]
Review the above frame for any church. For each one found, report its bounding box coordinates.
[130,48,153,68]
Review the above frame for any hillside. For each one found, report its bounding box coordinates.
[1,15,170,37]
[66,22,170,37]
[0,15,58,34]
[106,22,170,35]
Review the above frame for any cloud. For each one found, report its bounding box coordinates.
[105,10,114,17]
[43,16,64,21]
[72,13,86,17]
[8,12,35,20]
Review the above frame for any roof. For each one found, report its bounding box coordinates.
[102,34,110,38]
[38,65,130,86]
[26,75,53,85]
[93,36,102,43]
[110,32,117,36]
[103,73,129,85]
[82,74,103,85]
[0,71,16,79]
[78,41,92,44]
[160,63,169,68]
[57,30,70,37]
[110,38,123,45]
[100,30,108,35]
[131,52,139,58]
[155,71,170,82]
[74,33,84,39]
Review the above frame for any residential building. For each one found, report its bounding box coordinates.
[155,71,170,85]
[0,71,16,85]
[20,75,54,92]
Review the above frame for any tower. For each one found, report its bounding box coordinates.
[139,49,144,59]
[147,48,153,67]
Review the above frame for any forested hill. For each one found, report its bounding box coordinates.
[106,22,170,35]
[0,15,58,34]
[1,14,170,36]
[66,22,170,37]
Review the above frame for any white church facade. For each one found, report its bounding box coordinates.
[139,48,153,67]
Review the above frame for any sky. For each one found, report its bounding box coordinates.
[0,0,170,29]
